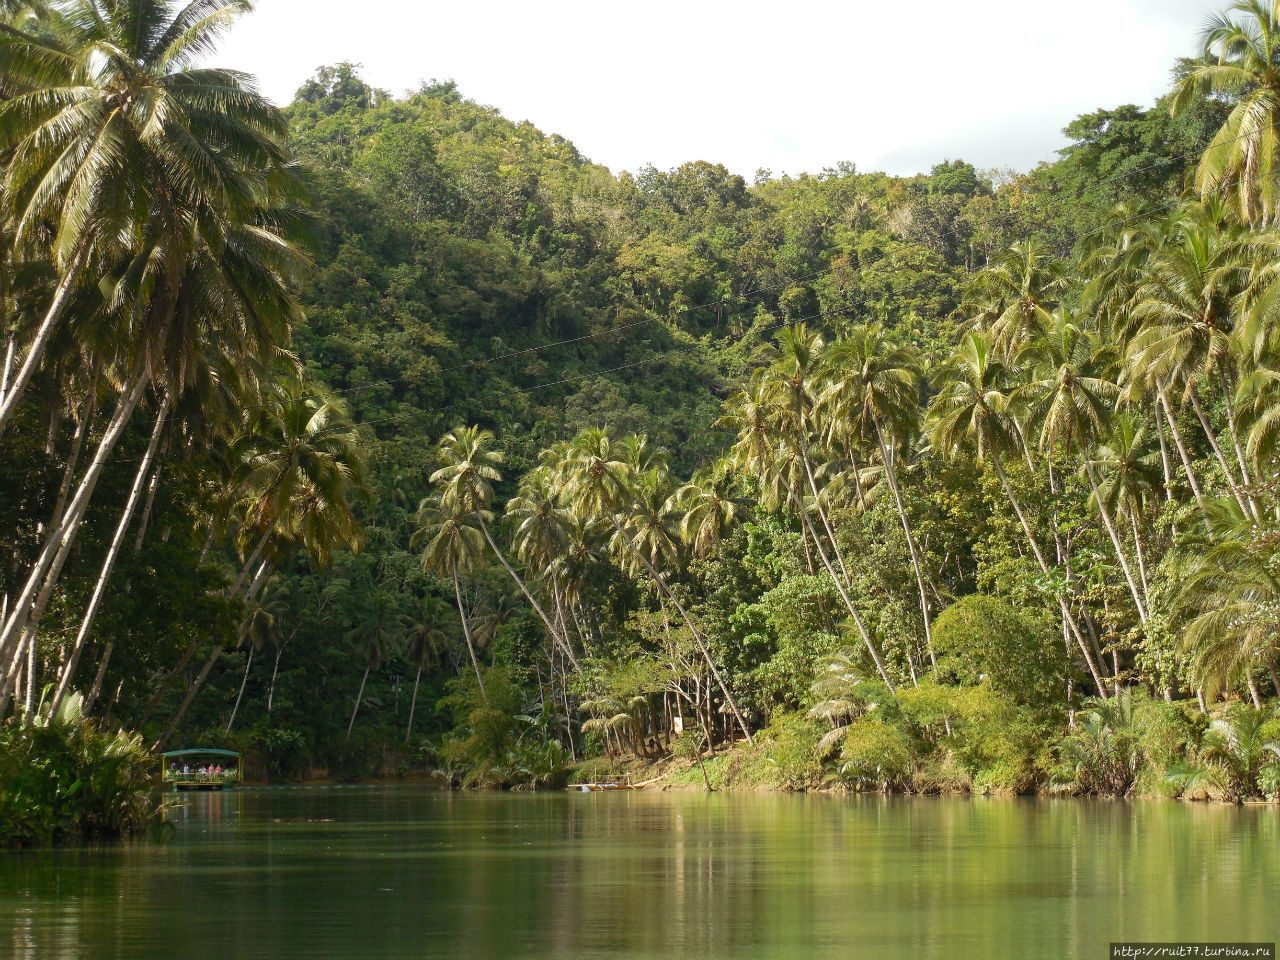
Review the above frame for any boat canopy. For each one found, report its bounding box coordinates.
[159,748,242,758]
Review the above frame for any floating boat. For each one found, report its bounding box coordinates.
[160,748,243,792]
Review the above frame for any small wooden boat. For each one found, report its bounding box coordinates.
[160,748,243,791]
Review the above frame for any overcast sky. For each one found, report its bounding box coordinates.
[216,0,1216,179]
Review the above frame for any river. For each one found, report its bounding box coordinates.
[2,786,1277,958]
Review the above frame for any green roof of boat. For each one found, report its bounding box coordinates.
[159,748,242,757]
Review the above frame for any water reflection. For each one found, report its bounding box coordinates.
[1,789,1276,959]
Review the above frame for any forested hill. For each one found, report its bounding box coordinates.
[281,64,1223,470]
[9,13,1263,793]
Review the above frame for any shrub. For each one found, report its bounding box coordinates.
[0,693,165,846]
[833,716,914,792]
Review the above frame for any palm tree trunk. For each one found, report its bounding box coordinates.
[786,488,895,691]
[798,441,853,586]
[154,564,270,749]
[0,336,13,406]
[49,376,98,535]
[156,643,224,750]
[267,642,287,714]
[874,422,938,669]
[0,244,90,437]
[405,665,422,742]
[609,516,756,743]
[988,456,1109,695]
[83,641,113,713]
[346,664,369,738]
[1187,389,1251,515]
[138,641,199,727]
[452,560,487,701]
[1158,385,1206,510]
[1082,459,1149,623]
[1246,673,1263,710]
[1129,511,1152,612]
[1155,401,1174,502]
[226,646,255,733]
[476,515,578,670]
[51,395,170,713]
[230,528,273,597]
[133,465,163,552]
[0,368,151,695]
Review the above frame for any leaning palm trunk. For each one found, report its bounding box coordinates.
[405,664,423,742]
[137,641,199,727]
[989,456,1110,695]
[226,646,255,733]
[452,559,487,701]
[155,563,271,749]
[51,395,171,713]
[0,245,90,437]
[0,336,13,405]
[1082,458,1149,623]
[1129,511,1153,612]
[476,515,578,671]
[874,422,938,670]
[1187,388,1252,516]
[787,489,896,691]
[0,369,151,695]
[797,441,853,586]
[346,662,369,739]
[608,515,755,744]
[1157,384,1206,510]
[83,640,113,712]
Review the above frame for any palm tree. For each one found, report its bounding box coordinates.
[345,605,403,738]
[1171,0,1280,225]
[820,323,938,668]
[226,582,285,733]
[559,427,755,744]
[1177,500,1280,703]
[413,495,488,701]
[403,595,449,742]
[430,426,573,666]
[1018,311,1148,623]
[674,460,752,560]
[0,0,292,434]
[1125,202,1255,515]
[1199,706,1280,798]
[1091,413,1164,611]
[754,325,895,688]
[966,240,1065,356]
[927,330,1110,694]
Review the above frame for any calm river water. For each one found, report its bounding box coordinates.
[1,786,1277,959]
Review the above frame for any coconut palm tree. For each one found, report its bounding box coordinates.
[413,495,488,701]
[674,459,752,560]
[1177,500,1280,703]
[966,240,1065,356]
[1171,0,1280,225]
[820,323,938,667]
[1123,202,1258,514]
[345,604,403,739]
[927,330,1110,694]
[226,582,285,733]
[431,425,572,665]
[1018,311,1148,623]
[1090,412,1164,609]
[403,595,449,742]
[558,427,754,744]
[0,0,292,434]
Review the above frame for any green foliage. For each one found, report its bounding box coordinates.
[0,694,164,846]
[932,594,1065,709]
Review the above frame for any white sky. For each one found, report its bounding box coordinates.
[216,0,1215,178]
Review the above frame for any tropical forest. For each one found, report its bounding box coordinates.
[5,0,1280,855]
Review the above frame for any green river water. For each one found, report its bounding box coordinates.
[1,786,1277,959]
